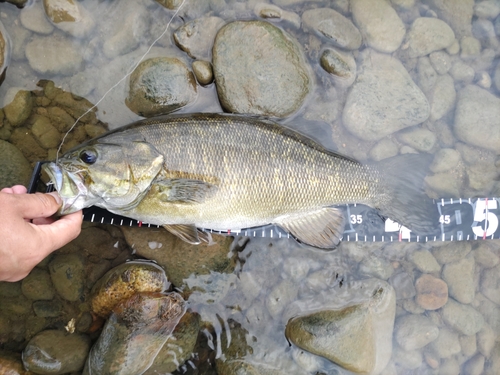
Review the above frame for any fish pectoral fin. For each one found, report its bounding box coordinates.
[275,207,345,249]
[154,179,217,204]
[162,224,212,245]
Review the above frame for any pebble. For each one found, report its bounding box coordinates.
[173,17,225,60]
[478,323,496,357]
[442,255,475,304]
[319,48,356,87]
[429,51,452,74]
[389,271,416,300]
[21,269,55,301]
[459,332,477,357]
[472,19,499,50]
[192,60,213,86]
[428,74,456,121]
[32,300,62,318]
[0,140,32,189]
[446,39,460,54]
[460,36,482,60]
[424,0,474,39]
[253,3,301,28]
[396,127,437,153]
[212,20,310,117]
[449,61,475,83]
[48,253,85,302]
[430,148,461,174]
[405,17,455,58]
[3,89,33,127]
[20,1,54,34]
[23,330,91,374]
[464,354,485,375]
[408,249,441,273]
[415,274,448,310]
[475,71,492,89]
[343,50,429,141]
[474,0,500,18]
[369,138,399,161]
[102,10,146,59]
[429,327,461,359]
[358,255,394,280]
[440,357,461,374]
[31,115,61,149]
[395,314,439,350]
[417,56,438,94]
[25,35,83,76]
[125,57,197,117]
[432,241,471,264]
[442,298,484,335]
[454,85,500,152]
[350,0,406,53]
[473,243,500,269]
[392,346,422,370]
[301,8,362,50]
[480,264,500,305]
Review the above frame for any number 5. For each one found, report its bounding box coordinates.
[472,199,498,237]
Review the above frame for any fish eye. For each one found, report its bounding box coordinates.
[80,149,97,164]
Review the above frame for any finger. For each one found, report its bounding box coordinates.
[1,187,14,193]
[34,210,83,252]
[12,185,27,194]
[32,217,55,225]
[13,192,62,219]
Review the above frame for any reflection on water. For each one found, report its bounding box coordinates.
[0,0,500,374]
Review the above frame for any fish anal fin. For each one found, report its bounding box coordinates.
[276,207,345,249]
[162,224,212,245]
[154,179,217,204]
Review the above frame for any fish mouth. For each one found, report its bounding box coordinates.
[42,162,90,214]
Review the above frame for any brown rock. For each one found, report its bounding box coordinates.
[415,274,448,310]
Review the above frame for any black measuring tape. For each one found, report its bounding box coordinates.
[28,162,500,243]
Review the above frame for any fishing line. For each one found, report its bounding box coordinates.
[56,0,187,163]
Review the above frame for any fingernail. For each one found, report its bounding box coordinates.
[48,191,62,205]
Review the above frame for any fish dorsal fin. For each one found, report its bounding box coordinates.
[162,224,213,245]
[154,179,218,204]
[275,207,345,249]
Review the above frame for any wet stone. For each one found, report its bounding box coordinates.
[475,0,500,18]
[389,271,416,300]
[393,346,423,370]
[48,253,85,302]
[174,17,225,60]
[415,274,448,310]
[3,89,33,127]
[478,323,496,357]
[473,243,499,269]
[21,269,55,301]
[408,249,441,273]
[0,20,9,84]
[343,50,430,141]
[395,314,439,351]
[0,140,32,190]
[20,1,54,34]
[319,48,356,87]
[481,264,500,305]
[460,36,481,60]
[429,51,452,74]
[351,0,406,53]
[32,300,63,318]
[430,148,461,173]
[464,354,485,375]
[429,327,461,359]
[424,0,474,38]
[396,128,437,153]
[43,0,80,23]
[0,350,31,375]
[442,298,484,335]
[417,56,438,94]
[192,60,213,86]
[369,138,399,162]
[301,8,361,50]
[0,281,22,298]
[405,17,455,58]
[442,255,475,304]
[428,74,456,121]
[23,330,91,374]
[31,115,60,149]
[449,60,475,84]
[213,20,310,117]
[126,57,197,117]
[432,241,471,264]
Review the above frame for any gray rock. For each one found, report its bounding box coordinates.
[481,264,500,305]
[212,21,310,117]
[477,323,496,357]
[408,249,441,273]
[319,48,356,87]
[449,60,475,83]
[440,358,461,374]
[392,346,423,369]
[103,9,146,59]
[459,332,477,357]
[174,17,225,60]
[475,0,500,18]
[389,271,416,299]
[21,269,55,301]
[405,17,455,58]
[267,279,298,318]
[442,255,475,304]
[192,60,213,86]
[395,314,439,350]
[23,330,91,374]
[3,88,33,126]
[302,8,362,50]
[351,0,406,53]
[460,36,481,60]
[417,56,438,94]
[125,57,197,117]
[425,171,462,198]
[476,71,492,89]
[432,241,471,264]
[26,35,83,76]
[42,0,94,38]
[358,255,394,280]
[494,61,500,91]
[429,327,461,358]
[430,148,461,173]
[464,354,485,375]
[423,0,474,38]
[20,1,54,34]
[343,50,430,141]
[0,140,32,190]
[428,74,456,121]
[397,127,437,153]
[475,293,500,344]
[454,85,500,152]
[49,254,85,302]
[442,298,484,335]
[472,19,499,50]
[473,243,500,269]
[32,300,63,318]
[254,3,301,28]
[369,138,399,161]
[429,51,452,74]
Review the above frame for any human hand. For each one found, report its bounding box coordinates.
[0,185,83,282]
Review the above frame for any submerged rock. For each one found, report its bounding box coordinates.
[405,17,455,58]
[83,292,186,375]
[319,48,356,87]
[126,57,197,117]
[90,260,170,318]
[423,0,474,38]
[23,330,91,374]
[3,89,33,127]
[213,20,310,117]
[192,60,214,86]
[0,140,32,190]
[343,50,429,141]
[174,17,225,60]
[415,274,448,310]
[395,314,439,351]
[48,253,85,302]
[0,21,9,86]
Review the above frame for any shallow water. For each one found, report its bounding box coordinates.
[0,0,499,374]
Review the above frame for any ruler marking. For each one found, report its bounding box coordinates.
[91,214,95,222]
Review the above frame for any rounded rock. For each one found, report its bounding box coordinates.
[0,140,32,190]
[173,17,225,60]
[22,330,91,374]
[212,20,310,117]
[442,298,484,335]
[126,57,197,117]
[192,60,213,86]
[21,268,55,301]
[48,253,85,302]
[441,255,475,304]
[415,274,448,310]
[405,17,455,58]
[3,89,33,127]
[395,314,439,350]
[319,48,356,87]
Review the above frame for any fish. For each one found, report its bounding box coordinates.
[43,113,437,249]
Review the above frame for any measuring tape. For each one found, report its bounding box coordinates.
[28,162,499,243]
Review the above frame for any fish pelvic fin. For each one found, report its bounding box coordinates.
[373,154,439,234]
[275,207,345,249]
[162,224,213,245]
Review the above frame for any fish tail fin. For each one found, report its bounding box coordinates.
[373,154,438,234]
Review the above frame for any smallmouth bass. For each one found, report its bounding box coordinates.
[43,113,436,249]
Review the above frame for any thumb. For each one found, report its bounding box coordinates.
[15,192,62,219]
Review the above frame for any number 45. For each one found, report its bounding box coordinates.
[472,199,498,237]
